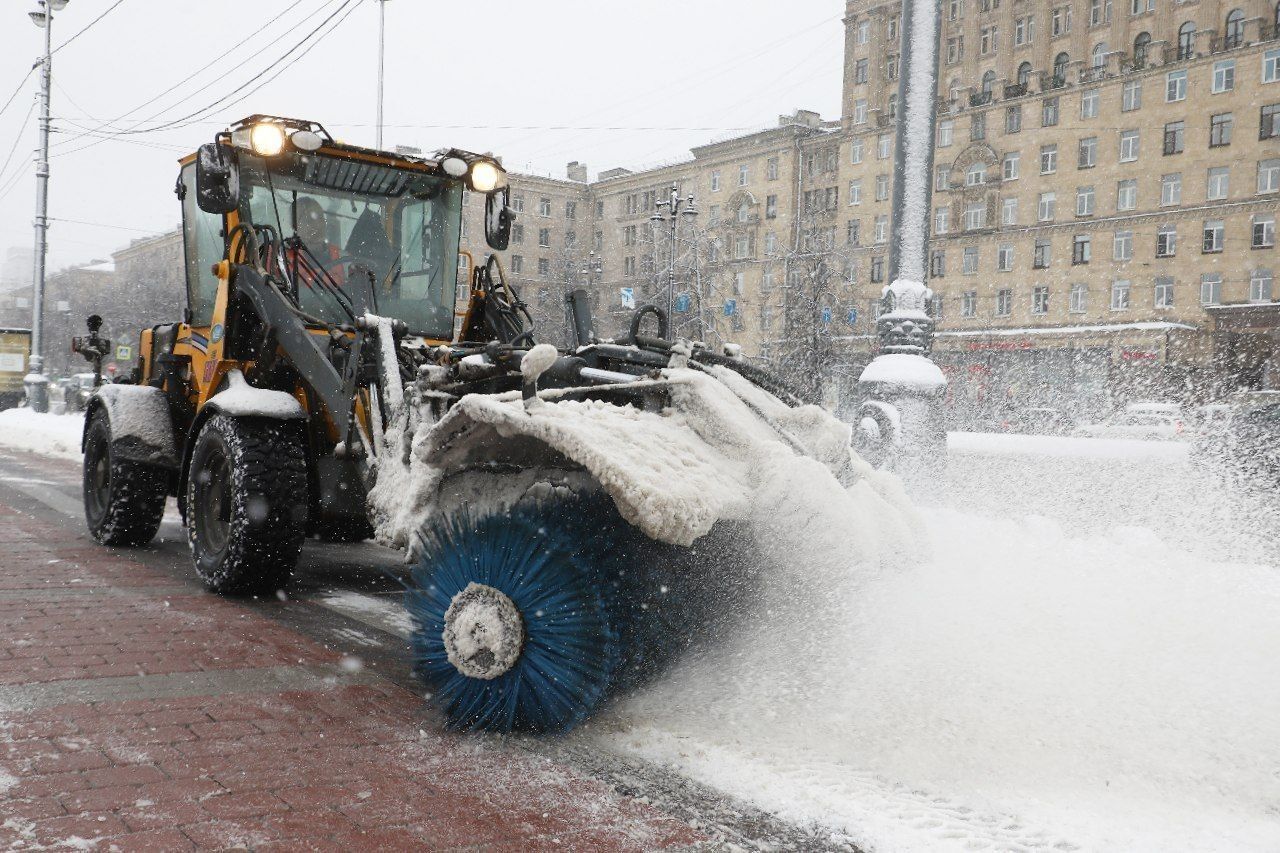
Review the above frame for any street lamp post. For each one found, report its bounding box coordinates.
[24,0,69,414]
[649,185,697,335]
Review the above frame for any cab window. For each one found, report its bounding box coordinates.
[180,164,223,326]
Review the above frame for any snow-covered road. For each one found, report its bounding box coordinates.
[3,411,1277,850]
[584,435,1280,852]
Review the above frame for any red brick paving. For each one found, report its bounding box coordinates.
[0,502,708,851]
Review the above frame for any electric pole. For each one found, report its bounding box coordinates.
[376,0,389,150]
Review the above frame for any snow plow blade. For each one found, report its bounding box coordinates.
[368,342,920,734]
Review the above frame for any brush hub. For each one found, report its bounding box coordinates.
[442,582,525,680]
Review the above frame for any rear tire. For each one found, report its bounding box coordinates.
[186,414,307,595]
[83,408,167,547]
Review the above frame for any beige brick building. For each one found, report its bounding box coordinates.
[465,0,1280,419]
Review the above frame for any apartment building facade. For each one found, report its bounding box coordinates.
[843,0,1280,414]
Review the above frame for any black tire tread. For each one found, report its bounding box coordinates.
[187,415,307,595]
[83,409,167,547]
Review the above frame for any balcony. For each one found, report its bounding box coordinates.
[1003,82,1028,98]
[969,91,993,107]
[1042,72,1068,90]
[876,113,894,128]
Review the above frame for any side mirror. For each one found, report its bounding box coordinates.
[195,142,239,214]
[484,187,513,251]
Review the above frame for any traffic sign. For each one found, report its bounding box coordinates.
[115,345,132,361]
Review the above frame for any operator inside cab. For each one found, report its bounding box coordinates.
[289,196,345,286]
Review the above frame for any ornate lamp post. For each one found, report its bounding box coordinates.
[24,0,70,413]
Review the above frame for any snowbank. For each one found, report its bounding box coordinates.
[949,430,1189,462]
[0,408,84,460]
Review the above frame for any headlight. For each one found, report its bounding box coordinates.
[249,123,286,157]
[470,161,502,193]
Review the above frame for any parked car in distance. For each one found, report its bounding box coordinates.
[993,407,1076,435]
[1073,411,1186,441]
[1194,392,1280,477]
[62,373,97,412]
[1125,401,1185,419]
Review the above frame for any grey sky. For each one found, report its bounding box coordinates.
[0,0,844,272]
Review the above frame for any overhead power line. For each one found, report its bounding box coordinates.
[0,67,36,123]
[51,0,128,54]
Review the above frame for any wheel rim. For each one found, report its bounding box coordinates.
[195,448,232,555]
[84,433,110,523]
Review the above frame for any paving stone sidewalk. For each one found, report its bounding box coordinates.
[0,502,707,851]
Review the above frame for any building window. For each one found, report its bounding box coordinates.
[1212,60,1236,95]
[1224,8,1245,49]
[846,220,861,246]
[1154,276,1175,307]
[1258,159,1280,193]
[1051,5,1072,36]
[878,135,892,159]
[1006,105,1022,134]
[1078,136,1098,168]
[510,255,523,273]
[538,228,551,248]
[1090,0,1111,25]
[938,120,954,147]
[875,215,889,243]
[947,36,964,64]
[1266,48,1280,84]
[936,165,951,191]
[1002,151,1020,180]
[963,246,979,273]
[1177,22,1196,60]
[965,202,988,230]
[1053,51,1071,82]
[849,180,862,205]
[1156,225,1177,257]
[1002,197,1018,225]
[887,54,899,80]
[1122,79,1142,112]
[962,290,977,317]
[1119,129,1140,162]
[1207,167,1230,200]
[1117,179,1137,210]
[538,198,551,217]
[1114,230,1133,261]
[738,164,749,187]
[766,194,778,218]
[765,231,778,255]
[931,250,946,277]
[871,256,885,282]
[1261,103,1280,140]
[1034,238,1052,268]
[935,206,951,234]
[766,157,779,181]
[949,0,963,21]
[512,195,525,213]
[1254,214,1276,248]
[876,173,890,200]
[1073,233,1092,263]
[966,163,987,186]
[1038,191,1056,221]
[1250,269,1274,302]
[853,99,868,124]
[1203,220,1225,253]
[851,137,864,163]
[1210,113,1233,147]
[1081,88,1100,119]
[1042,97,1060,127]
[1040,144,1058,174]
[998,244,1014,271]
[538,257,550,276]
[1111,280,1131,310]
[857,19,870,43]
[1163,121,1185,155]
[971,112,987,141]
[1076,185,1096,216]
[996,289,1012,316]
[1166,70,1187,102]
[855,58,868,84]
[1015,16,1034,45]
[1017,62,1034,88]
[1160,173,1182,206]
[1032,286,1050,315]
[1201,273,1222,305]
[512,223,525,244]
[734,236,750,259]
[1070,282,1088,313]
[981,26,998,55]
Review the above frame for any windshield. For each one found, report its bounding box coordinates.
[237,151,462,338]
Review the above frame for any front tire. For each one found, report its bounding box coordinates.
[186,415,307,595]
[83,408,167,547]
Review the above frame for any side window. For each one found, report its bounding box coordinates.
[180,164,223,326]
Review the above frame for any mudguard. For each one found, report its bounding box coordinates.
[204,370,306,420]
[85,385,179,468]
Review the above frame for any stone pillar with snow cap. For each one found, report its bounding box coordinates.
[855,0,948,473]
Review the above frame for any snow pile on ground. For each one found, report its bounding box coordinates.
[0,408,84,460]
[588,436,1280,852]
[950,430,1189,461]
